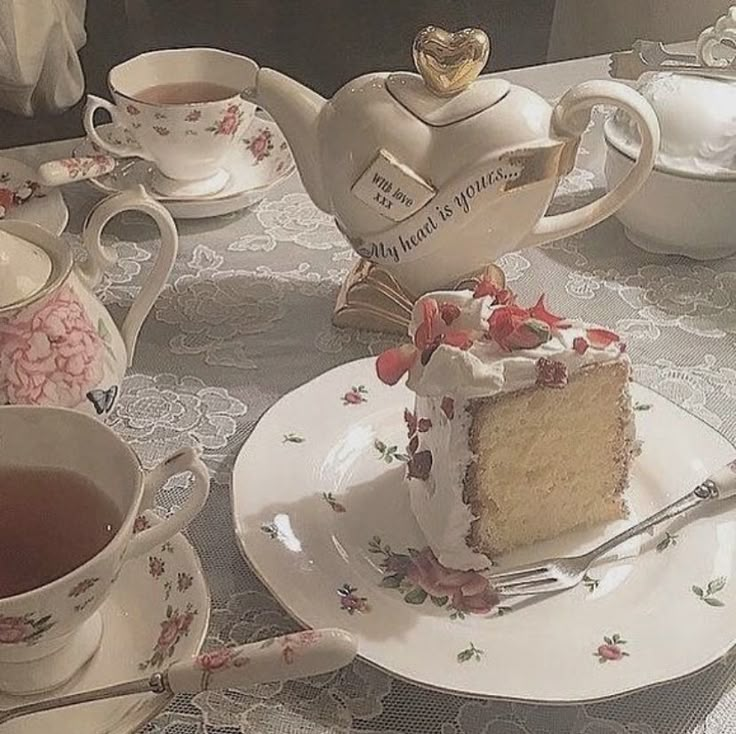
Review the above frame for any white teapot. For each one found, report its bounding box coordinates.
[0,186,177,415]
[240,26,660,295]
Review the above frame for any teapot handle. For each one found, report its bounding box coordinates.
[77,185,178,365]
[523,80,660,247]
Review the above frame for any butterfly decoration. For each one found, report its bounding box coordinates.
[86,385,118,415]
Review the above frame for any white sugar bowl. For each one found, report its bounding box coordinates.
[604,71,736,260]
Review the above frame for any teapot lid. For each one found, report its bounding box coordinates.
[0,228,55,310]
[387,26,509,127]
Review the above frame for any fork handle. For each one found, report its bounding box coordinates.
[586,460,736,563]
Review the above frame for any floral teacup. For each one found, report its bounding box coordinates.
[84,48,257,197]
[0,406,210,694]
[0,186,177,416]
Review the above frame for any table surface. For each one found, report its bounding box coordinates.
[5,51,736,734]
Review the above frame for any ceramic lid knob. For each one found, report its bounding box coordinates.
[0,230,52,309]
[412,26,490,97]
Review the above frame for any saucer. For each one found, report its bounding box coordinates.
[232,357,736,702]
[0,513,210,733]
[0,157,68,235]
[74,117,295,219]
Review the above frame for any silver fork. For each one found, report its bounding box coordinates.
[488,460,736,596]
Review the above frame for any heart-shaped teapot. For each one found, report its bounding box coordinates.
[0,186,177,415]
[237,25,660,295]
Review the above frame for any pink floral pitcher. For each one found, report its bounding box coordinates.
[0,186,177,416]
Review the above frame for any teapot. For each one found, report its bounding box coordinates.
[0,186,177,415]
[237,26,660,295]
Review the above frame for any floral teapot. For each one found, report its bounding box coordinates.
[240,26,660,295]
[0,186,177,415]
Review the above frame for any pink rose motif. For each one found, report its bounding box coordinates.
[246,129,273,162]
[157,618,180,649]
[177,610,195,635]
[197,647,234,672]
[0,286,103,407]
[597,644,623,661]
[0,616,34,644]
[406,548,498,614]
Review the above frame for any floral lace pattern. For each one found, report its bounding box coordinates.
[35,66,736,734]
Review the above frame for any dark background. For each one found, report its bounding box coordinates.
[0,0,556,147]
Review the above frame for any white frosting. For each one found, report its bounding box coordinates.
[404,289,630,570]
[605,72,736,179]
[0,231,52,309]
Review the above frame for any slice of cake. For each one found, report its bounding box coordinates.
[376,279,635,571]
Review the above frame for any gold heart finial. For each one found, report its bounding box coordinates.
[413,26,490,97]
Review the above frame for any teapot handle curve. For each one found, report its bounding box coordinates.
[77,186,178,365]
[523,80,660,248]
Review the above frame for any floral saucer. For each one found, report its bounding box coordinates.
[233,357,736,702]
[73,116,295,219]
[0,157,68,234]
[0,513,210,733]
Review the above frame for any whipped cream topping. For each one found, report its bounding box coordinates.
[402,288,631,571]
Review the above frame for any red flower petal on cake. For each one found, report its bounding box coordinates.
[414,298,441,350]
[404,408,417,437]
[439,303,461,326]
[441,397,455,420]
[535,357,568,388]
[529,295,570,330]
[418,418,432,432]
[487,304,530,351]
[442,330,474,350]
[504,318,551,351]
[586,328,620,349]
[473,277,515,304]
[573,336,589,355]
[618,342,628,354]
[407,450,433,480]
[376,344,417,385]
[408,434,420,456]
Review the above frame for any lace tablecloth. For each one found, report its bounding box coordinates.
[7,53,736,734]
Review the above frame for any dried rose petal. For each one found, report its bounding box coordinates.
[487,304,531,351]
[573,336,589,355]
[536,357,568,388]
[441,396,455,420]
[414,298,441,350]
[442,330,474,350]
[408,434,420,456]
[529,295,570,330]
[439,303,461,326]
[473,277,515,305]
[407,450,433,480]
[376,344,417,385]
[586,328,620,349]
[504,318,551,351]
[404,409,432,438]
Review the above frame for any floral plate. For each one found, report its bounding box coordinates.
[0,513,210,733]
[232,357,736,702]
[73,116,294,219]
[0,156,68,234]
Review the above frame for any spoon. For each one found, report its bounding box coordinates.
[0,628,356,726]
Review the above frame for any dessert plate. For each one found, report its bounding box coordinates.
[0,157,68,234]
[0,513,210,733]
[232,357,736,702]
[73,116,295,219]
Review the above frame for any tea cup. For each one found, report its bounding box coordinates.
[0,406,210,695]
[83,48,258,198]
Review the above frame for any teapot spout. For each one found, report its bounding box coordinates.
[254,69,330,213]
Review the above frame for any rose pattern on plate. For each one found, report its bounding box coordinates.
[177,572,194,593]
[133,515,151,534]
[126,104,140,115]
[0,173,42,218]
[656,531,678,552]
[338,584,370,614]
[367,536,499,617]
[149,556,166,578]
[207,104,244,137]
[0,613,55,644]
[185,109,202,122]
[244,128,274,163]
[283,432,305,444]
[322,492,346,513]
[139,603,198,670]
[342,385,368,405]
[457,642,484,663]
[0,285,104,407]
[595,634,629,662]
[373,439,409,464]
[68,577,99,598]
[153,126,170,136]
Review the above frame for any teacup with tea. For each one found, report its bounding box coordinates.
[84,48,258,197]
[0,406,210,694]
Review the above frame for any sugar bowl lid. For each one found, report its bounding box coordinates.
[0,225,70,311]
[604,72,736,180]
[386,26,510,127]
